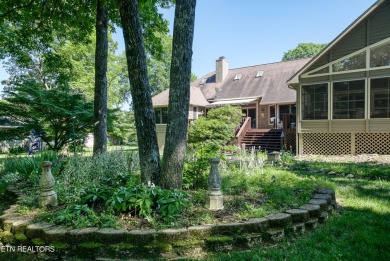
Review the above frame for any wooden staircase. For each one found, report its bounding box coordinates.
[240,129,282,152]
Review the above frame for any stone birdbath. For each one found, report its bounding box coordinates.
[206,158,224,210]
[38,161,58,207]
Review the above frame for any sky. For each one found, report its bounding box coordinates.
[0,0,377,94]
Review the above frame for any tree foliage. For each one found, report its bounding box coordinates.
[0,84,94,151]
[187,105,243,151]
[282,43,327,61]
[108,110,136,145]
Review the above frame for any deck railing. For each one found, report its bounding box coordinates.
[236,117,251,146]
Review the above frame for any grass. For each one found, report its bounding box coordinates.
[198,159,390,261]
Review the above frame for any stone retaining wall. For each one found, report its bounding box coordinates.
[0,187,336,259]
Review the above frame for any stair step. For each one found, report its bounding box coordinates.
[240,129,282,151]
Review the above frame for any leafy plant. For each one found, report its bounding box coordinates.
[187,105,243,151]
[156,188,190,224]
[43,204,120,228]
[55,151,134,204]
[105,184,190,225]
[183,147,214,190]
[82,186,111,207]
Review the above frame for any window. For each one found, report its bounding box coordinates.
[333,80,365,119]
[332,51,366,72]
[234,74,242,80]
[256,71,264,78]
[302,83,328,120]
[371,77,390,118]
[370,41,390,68]
[308,66,329,75]
[193,106,198,119]
[154,108,168,124]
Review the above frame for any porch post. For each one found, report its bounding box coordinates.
[256,101,259,129]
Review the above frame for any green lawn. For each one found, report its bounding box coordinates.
[199,160,390,261]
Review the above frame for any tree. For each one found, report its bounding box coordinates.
[118,0,162,184]
[0,84,94,152]
[118,0,196,188]
[57,33,130,108]
[159,0,197,189]
[1,0,171,156]
[282,43,327,61]
[93,0,109,155]
[108,110,137,145]
[147,32,173,95]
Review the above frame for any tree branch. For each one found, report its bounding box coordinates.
[0,0,36,19]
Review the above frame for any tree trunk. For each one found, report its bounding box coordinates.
[160,0,196,189]
[118,0,161,184]
[93,0,108,155]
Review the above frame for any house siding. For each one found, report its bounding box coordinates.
[369,1,390,44]
[296,0,390,155]
[305,1,390,72]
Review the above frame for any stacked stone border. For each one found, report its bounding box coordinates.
[0,187,336,259]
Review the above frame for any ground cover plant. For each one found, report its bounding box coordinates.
[199,155,390,261]
[0,148,332,231]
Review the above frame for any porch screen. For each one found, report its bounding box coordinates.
[371,77,390,118]
[301,83,328,120]
[333,80,365,119]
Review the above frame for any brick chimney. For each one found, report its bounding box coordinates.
[216,56,228,82]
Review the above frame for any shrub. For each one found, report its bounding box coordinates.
[187,105,243,151]
[55,151,135,204]
[183,147,216,190]
[8,146,26,154]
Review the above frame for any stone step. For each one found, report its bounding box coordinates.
[284,209,310,223]
[299,204,321,218]
[309,199,329,211]
[265,213,292,228]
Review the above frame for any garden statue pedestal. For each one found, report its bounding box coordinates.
[38,161,58,207]
[206,158,224,210]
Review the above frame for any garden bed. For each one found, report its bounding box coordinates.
[0,185,336,259]
[0,150,338,259]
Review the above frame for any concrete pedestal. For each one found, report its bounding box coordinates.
[38,161,58,207]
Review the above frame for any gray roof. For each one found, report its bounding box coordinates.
[152,86,210,107]
[192,58,310,105]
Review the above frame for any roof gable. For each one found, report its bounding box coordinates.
[288,0,390,86]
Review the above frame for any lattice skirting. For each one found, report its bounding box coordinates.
[301,133,390,155]
[356,133,390,154]
[302,133,351,155]
[284,131,296,151]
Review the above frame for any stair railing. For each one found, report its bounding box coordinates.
[236,117,251,146]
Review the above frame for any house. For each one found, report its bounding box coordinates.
[152,86,210,148]
[287,0,390,155]
[152,57,310,150]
